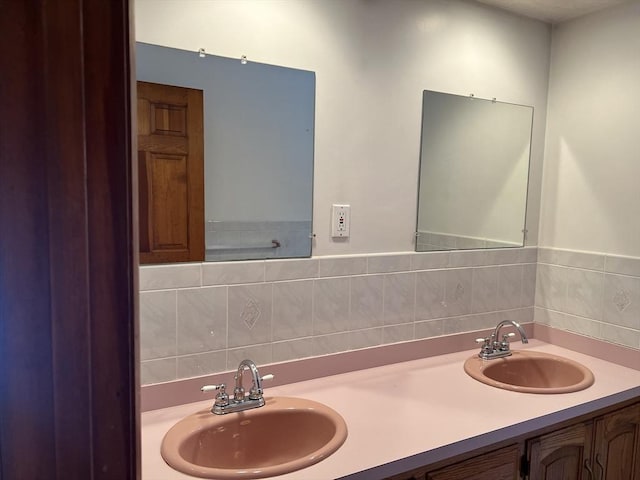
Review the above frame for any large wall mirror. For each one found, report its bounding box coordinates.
[416,90,534,251]
[136,42,315,262]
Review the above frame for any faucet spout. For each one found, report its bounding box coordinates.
[235,359,263,401]
[493,320,528,344]
[202,359,273,415]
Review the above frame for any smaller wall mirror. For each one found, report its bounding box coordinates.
[416,90,533,251]
[136,43,315,262]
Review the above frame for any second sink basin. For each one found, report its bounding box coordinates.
[464,350,595,394]
[161,396,347,479]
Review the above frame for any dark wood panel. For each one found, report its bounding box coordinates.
[150,153,190,249]
[0,2,55,478]
[427,444,520,480]
[593,403,640,480]
[528,423,592,480]
[0,0,138,479]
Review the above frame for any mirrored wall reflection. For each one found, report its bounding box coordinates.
[136,42,315,262]
[416,91,534,252]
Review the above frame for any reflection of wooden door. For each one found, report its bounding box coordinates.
[137,81,204,263]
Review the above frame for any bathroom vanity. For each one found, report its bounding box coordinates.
[141,341,640,479]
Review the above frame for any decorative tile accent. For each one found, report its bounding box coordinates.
[613,290,631,312]
[228,284,272,348]
[241,299,261,329]
[603,274,640,330]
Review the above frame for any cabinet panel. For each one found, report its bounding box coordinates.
[593,403,640,480]
[426,444,520,480]
[528,423,593,480]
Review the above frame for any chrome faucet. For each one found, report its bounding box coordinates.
[475,320,529,360]
[201,359,274,415]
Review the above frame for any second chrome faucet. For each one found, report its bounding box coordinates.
[475,319,529,360]
[201,359,274,415]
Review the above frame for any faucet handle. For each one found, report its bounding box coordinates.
[498,332,516,351]
[248,373,274,400]
[201,383,230,408]
[201,384,225,393]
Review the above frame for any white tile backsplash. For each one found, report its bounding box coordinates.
[383,272,416,325]
[271,280,313,341]
[139,264,201,291]
[535,247,640,350]
[312,277,350,335]
[350,275,384,330]
[140,290,177,360]
[202,261,265,286]
[138,247,640,386]
[177,287,227,355]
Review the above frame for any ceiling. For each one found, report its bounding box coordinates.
[473,0,630,23]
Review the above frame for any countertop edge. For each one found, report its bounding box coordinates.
[340,386,640,480]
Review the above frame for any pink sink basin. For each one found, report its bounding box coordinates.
[464,350,595,394]
[161,396,348,479]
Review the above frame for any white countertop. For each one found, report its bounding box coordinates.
[141,340,640,480]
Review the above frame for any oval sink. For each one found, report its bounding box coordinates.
[464,350,595,394]
[161,396,348,479]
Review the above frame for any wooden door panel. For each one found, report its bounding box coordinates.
[594,404,640,480]
[137,81,204,263]
[151,102,187,136]
[149,153,189,249]
[528,423,592,480]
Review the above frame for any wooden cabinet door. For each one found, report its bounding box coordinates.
[137,81,204,263]
[528,423,593,480]
[426,444,520,480]
[592,403,640,480]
